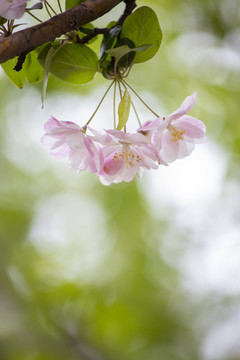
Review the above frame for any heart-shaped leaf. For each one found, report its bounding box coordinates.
[120,6,162,63]
[49,44,98,84]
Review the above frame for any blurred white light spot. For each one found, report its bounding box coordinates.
[203,310,240,360]
[141,140,227,210]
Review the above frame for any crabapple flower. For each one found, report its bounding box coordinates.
[42,117,104,173]
[98,129,159,185]
[0,0,28,19]
[139,92,206,163]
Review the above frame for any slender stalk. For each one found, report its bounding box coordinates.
[0,25,7,33]
[113,80,117,129]
[26,10,42,23]
[120,80,141,125]
[57,0,63,13]
[121,79,159,118]
[7,19,14,34]
[122,58,136,78]
[45,1,57,15]
[86,81,115,125]
[44,2,52,18]
[131,100,141,127]
[118,80,122,99]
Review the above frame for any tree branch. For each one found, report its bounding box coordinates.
[0,0,124,64]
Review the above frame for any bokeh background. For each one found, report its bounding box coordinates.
[1,0,240,359]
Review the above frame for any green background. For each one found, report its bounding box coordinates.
[0,0,240,359]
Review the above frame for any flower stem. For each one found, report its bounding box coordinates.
[45,1,57,15]
[131,101,141,127]
[86,80,115,125]
[120,80,141,127]
[113,80,117,129]
[0,25,7,33]
[121,79,159,118]
[26,10,42,23]
[118,80,122,99]
[44,2,52,18]
[57,0,63,12]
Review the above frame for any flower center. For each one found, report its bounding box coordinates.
[168,125,186,144]
[112,147,142,168]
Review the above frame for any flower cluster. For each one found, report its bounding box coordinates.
[42,92,206,185]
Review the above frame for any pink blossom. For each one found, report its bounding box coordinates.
[42,117,103,173]
[0,0,28,20]
[99,129,158,185]
[139,92,206,163]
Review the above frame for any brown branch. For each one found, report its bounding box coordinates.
[77,27,109,45]
[0,0,124,64]
[77,0,136,45]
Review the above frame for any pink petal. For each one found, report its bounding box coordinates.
[67,134,103,173]
[106,129,150,145]
[160,131,179,163]
[66,132,84,149]
[88,127,114,145]
[84,138,104,173]
[167,92,198,123]
[0,1,12,16]
[44,117,80,132]
[176,140,195,159]
[41,135,70,158]
[50,143,70,158]
[174,115,206,143]
[139,117,165,131]
[1,0,27,19]
[44,117,61,132]
[103,152,124,176]
[135,145,158,170]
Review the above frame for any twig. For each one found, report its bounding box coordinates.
[0,0,123,64]
[116,0,136,27]
[77,27,109,44]
[14,52,27,71]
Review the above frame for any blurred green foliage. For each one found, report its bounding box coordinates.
[0,0,240,359]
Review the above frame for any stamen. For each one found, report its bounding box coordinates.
[112,146,142,168]
[168,126,186,144]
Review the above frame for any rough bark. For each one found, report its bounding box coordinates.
[0,0,123,64]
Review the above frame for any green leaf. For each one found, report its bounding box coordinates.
[106,21,117,29]
[106,43,151,71]
[0,16,7,25]
[106,44,151,61]
[25,51,44,83]
[120,6,162,63]
[99,26,121,64]
[49,44,98,84]
[117,90,131,130]
[113,38,136,69]
[106,45,133,60]
[65,0,84,10]
[1,57,26,88]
